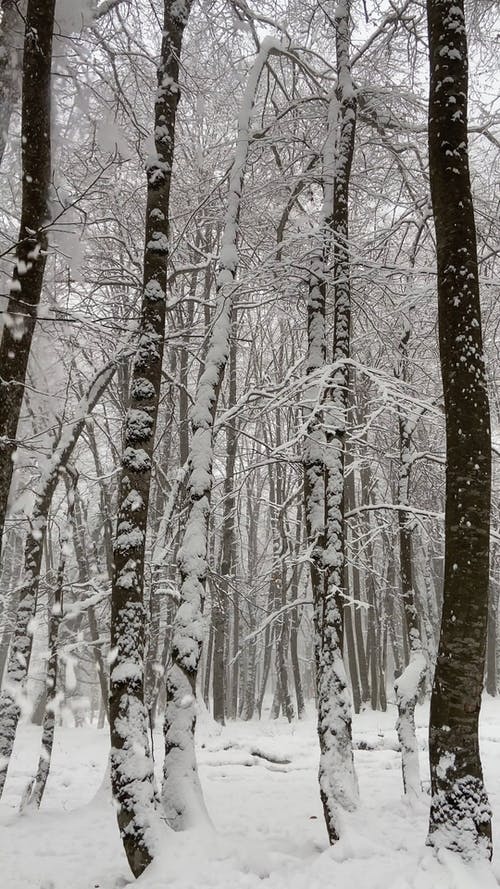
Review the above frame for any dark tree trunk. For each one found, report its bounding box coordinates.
[212,586,226,724]
[218,324,238,721]
[290,509,305,719]
[203,622,214,707]
[109,2,192,877]
[0,0,55,552]
[344,599,361,715]
[393,318,426,798]
[426,0,492,859]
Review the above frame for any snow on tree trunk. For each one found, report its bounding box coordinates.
[426,0,492,860]
[303,0,358,844]
[0,0,55,553]
[162,37,284,830]
[0,358,117,799]
[393,298,426,800]
[109,1,192,877]
[71,495,110,722]
[21,479,75,811]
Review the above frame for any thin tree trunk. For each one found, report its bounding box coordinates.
[217,321,238,722]
[393,315,426,799]
[305,3,358,843]
[426,0,492,858]
[290,507,305,719]
[203,622,214,707]
[212,584,226,724]
[21,482,76,810]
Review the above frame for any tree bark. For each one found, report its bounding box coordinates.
[109,2,192,876]
[393,314,426,800]
[308,2,358,843]
[426,0,492,859]
[0,0,55,553]
[21,481,76,810]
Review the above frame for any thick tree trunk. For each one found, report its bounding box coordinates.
[0,0,55,552]
[426,0,492,859]
[109,2,192,877]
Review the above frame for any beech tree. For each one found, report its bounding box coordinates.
[0,0,55,552]
[303,0,359,844]
[162,34,285,831]
[426,0,493,860]
[109,0,192,876]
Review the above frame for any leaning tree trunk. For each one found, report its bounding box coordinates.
[109,1,192,878]
[0,0,55,554]
[426,0,492,860]
[162,38,282,829]
[0,358,117,799]
[304,1,358,844]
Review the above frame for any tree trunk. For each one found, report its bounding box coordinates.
[290,509,305,719]
[426,0,492,859]
[162,39,279,831]
[312,3,358,843]
[109,2,192,877]
[218,323,238,722]
[212,584,226,724]
[22,483,75,810]
[0,0,55,552]
[393,313,426,800]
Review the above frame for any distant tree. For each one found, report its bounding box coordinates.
[426,0,493,859]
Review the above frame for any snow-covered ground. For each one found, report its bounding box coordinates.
[1,698,500,889]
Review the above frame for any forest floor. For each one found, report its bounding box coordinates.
[1,698,500,889]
